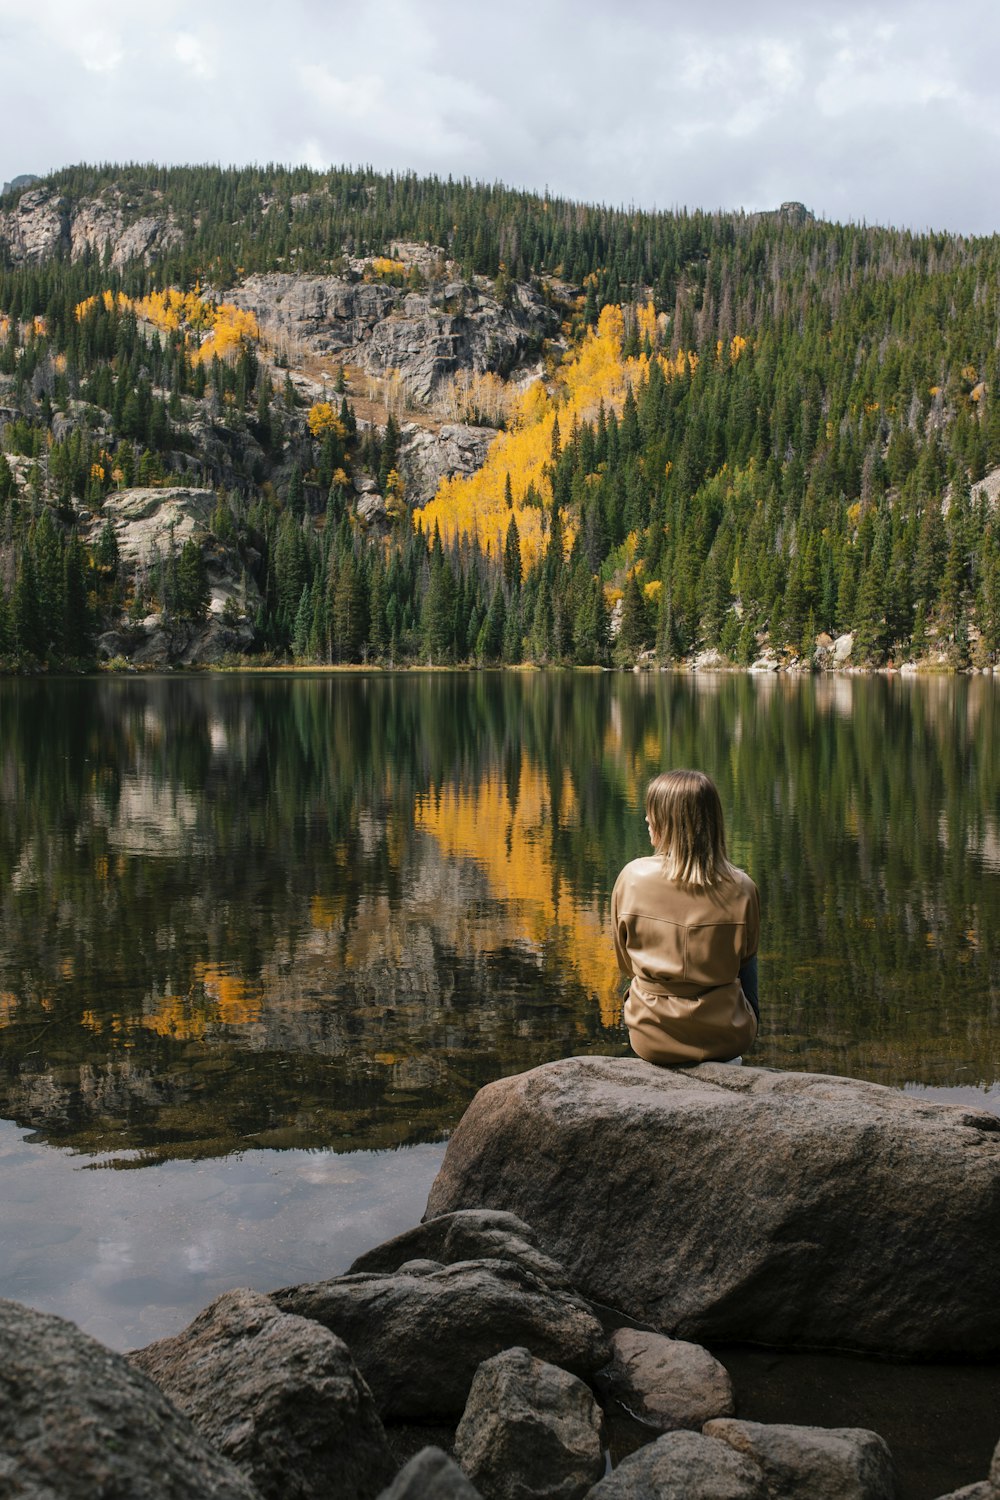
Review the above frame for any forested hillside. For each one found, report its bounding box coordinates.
[1,162,999,670]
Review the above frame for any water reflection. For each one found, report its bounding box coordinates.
[0,1117,444,1352]
[1,672,998,1168]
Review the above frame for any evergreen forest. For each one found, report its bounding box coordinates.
[2,162,1000,671]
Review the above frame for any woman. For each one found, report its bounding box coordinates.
[612,769,759,1065]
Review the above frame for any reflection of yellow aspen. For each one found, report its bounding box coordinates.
[0,992,18,1028]
[194,962,263,1026]
[415,763,621,1026]
[310,895,345,931]
[142,994,206,1040]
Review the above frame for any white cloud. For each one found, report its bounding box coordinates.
[173,31,213,81]
[0,0,998,235]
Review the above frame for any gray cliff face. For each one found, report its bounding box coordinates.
[225,274,556,405]
[400,422,497,505]
[0,186,181,267]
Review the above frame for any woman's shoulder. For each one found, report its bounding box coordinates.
[613,855,663,896]
[725,864,759,904]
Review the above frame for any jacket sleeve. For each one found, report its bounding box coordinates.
[611,869,632,978]
[743,877,760,961]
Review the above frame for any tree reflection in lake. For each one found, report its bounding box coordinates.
[1,671,998,1165]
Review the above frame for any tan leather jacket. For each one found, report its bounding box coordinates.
[612,856,760,1065]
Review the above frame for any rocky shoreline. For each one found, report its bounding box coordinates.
[4,1060,1000,1499]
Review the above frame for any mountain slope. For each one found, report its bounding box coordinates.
[1,163,999,670]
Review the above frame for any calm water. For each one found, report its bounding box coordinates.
[1,671,999,1348]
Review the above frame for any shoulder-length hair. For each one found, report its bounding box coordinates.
[645,769,736,888]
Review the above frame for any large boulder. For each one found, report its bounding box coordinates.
[453,1346,604,1500]
[0,1297,260,1499]
[273,1259,609,1419]
[130,1288,394,1500]
[703,1419,896,1500]
[584,1430,765,1499]
[424,1058,1000,1357]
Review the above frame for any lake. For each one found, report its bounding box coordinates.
[1,670,999,1351]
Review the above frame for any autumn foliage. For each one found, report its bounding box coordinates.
[75,287,260,365]
[414,304,699,570]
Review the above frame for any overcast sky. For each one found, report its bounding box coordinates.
[1,0,996,237]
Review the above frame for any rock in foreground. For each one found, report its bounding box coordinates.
[703,1418,895,1500]
[273,1258,609,1418]
[453,1346,604,1500]
[597,1328,735,1433]
[424,1057,1000,1357]
[0,1298,260,1500]
[130,1287,394,1500]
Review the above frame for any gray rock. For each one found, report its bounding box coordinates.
[598,1328,734,1432]
[377,1447,482,1499]
[454,1346,604,1500]
[130,1287,394,1500]
[401,423,497,505]
[930,1487,995,1499]
[273,1259,609,1420]
[0,187,68,263]
[992,1436,1000,1490]
[0,1297,260,1499]
[0,188,180,268]
[95,486,216,566]
[703,1419,896,1500]
[349,1208,573,1290]
[424,1057,1000,1358]
[225,273,555,407]
[585,1430,765,1499]
[357,493,389,527]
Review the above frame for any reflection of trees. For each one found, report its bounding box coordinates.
[1,673,998,1163]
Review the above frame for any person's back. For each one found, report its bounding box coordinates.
[612,770,759,1065]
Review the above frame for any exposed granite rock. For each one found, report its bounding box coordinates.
[348,1208,573,1290]
[703,1419,896,1500]
[96,486,216,565]
[0,187,180,268]
[84,487,261,664]
[400,422,497,504]
[584,1429,765,1499]
[424,1057,1000,1357]
[377,1447,483,1500]
[0,187,67,263]
[225,274,555,405]
[273,1259,609,1419]
[453,1346,604,1500]
[597,1329,735,1433]
[0,1297,261,1499]
[130,1287,393,1500]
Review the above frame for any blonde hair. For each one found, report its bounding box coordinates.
[645,769,736,888]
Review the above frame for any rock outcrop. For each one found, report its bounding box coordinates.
[86,487,261,665]
[400,422,497,505]
[0,186,181,268]
[272,1258,609,1419]
[424,1057,1000,1357]
[0,1297,261,1499]
[130,1287,395,1500]
[225,274,555,405]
